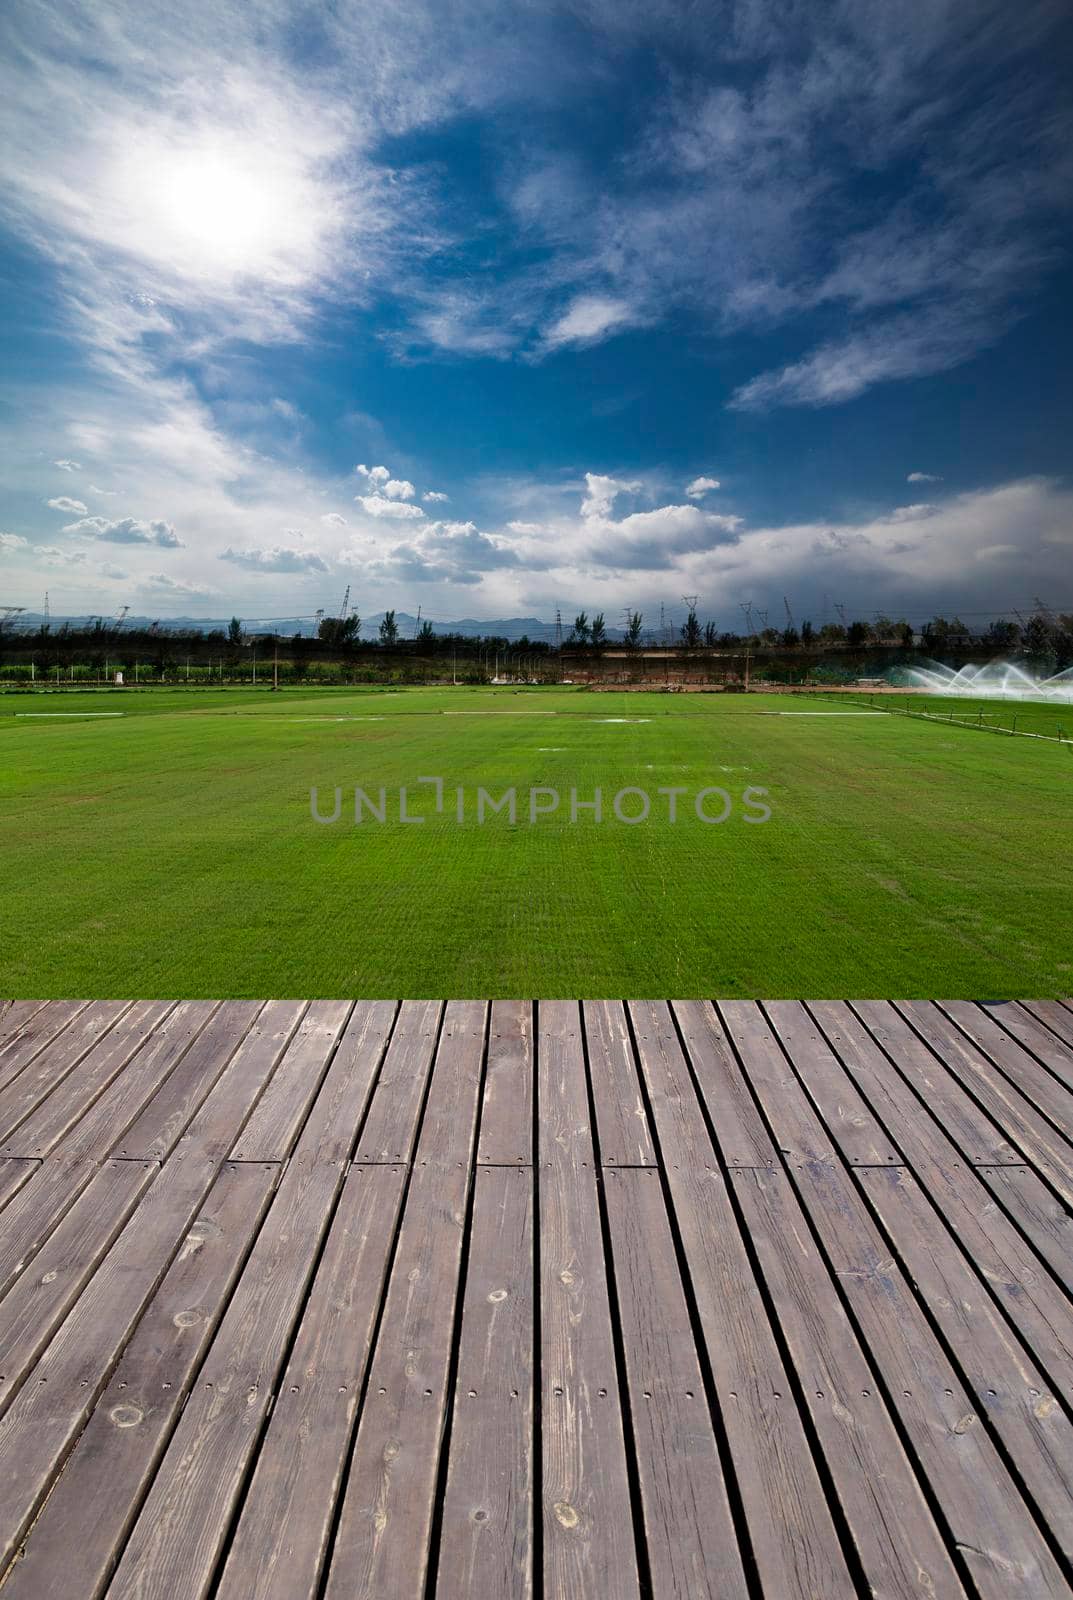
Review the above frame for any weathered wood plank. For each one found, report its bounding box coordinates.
[0,1148,228,1573]
[352,998,441,1163]
[537,1000,640,1600]
[0,1157,36,1214]
[0,1004,246,1298]
[0,1161,279,1600]
[722,1000,1071,1600]
[0,1158,157,1415]
[671,999,776,1165]
[478,1000,533,1165]
[104,1160,350,1600]
[765,1001,899,1165]
[1022,1000,1073,1052]
[859,1164,1073,1565]
[732,1165,968,1600]
[0,1001,138,1146]
[283,1000,397,1168]
[792,1157,1071,1599]
[603,1165,749,1600]
[116,1000,301,1159]
[0,1001,90,1096]
[320,1001,487,1600]
[850,1001,1021,1164]
[216,1164,407,1600]
[993,1003,1073,1091]
[437,1164,534,1599]
[0,1001,173,1156]
[229,1000,353,1160]
[582,1001,656,1166]
[632,1001,855,1600]
[806,1001,1073,1407]
[977,1164,1073,1296]
[939,1000,1073,1125]
[0,1000,48,1046]
[896,1002,1073,1197]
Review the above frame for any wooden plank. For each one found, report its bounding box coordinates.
[215,1164,407,1600]
[850,1001,1021,1164]
[631,1002,855,1599]
[0,1001,171,1155]
[764,1001,899,1165]
[169,1003,321,1165]
[437,1164,534,1600]
[581,1001,655,1166]
[0,1000,48,1045]
[20,1000,224,1163]
[1022,1000,1073,1052]
[603,1166,749,1600]
[939,1000,1073,1125]
[731,1165,968,1600]
[720,1002,1071,1600]
[0,1157,36,1214]
[115,1001,300,1159]
[352,998,442,1164]
[105,1007,474,1600]
[806,1001,1073,1411]
[977,1165,1073,1296]
[898,1001,1073,1198]
[536,1000,639,1600]
[859,1164,1073,1565]
[0,1147,229,1572]
[719,1000,841,1168]
[0,1001,138,1145]
[229,1000,353,1160]
[792,1158,1071,1599]
[320,1001,487,1600]
[0,1001,89,1095]
[0,1004,242,1295]
[0,1158,157,1414]
[0,1161,279,1600]
[670,1000,776,1165]
[993,1003,1073,1091]
[281,1000,396,1169]
[477,999,533,1165]
[104,1159,350,1600]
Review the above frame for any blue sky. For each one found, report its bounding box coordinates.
[1,0,1072,630]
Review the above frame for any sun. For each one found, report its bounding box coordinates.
[109,131,331,287]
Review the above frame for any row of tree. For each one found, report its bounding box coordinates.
[5,606,1072,669]
[563,606,1073,663]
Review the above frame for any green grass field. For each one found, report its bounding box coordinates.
[2,685,1070,997]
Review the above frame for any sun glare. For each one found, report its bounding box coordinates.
[110,134,328,286]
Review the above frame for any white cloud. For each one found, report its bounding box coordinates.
[544,295,636,350]
[89,484,118,496]
[356,495,425,520]
[423,490,449,503]
[321,512,348,528]
[47,496,87,514]
[685,477,720,499]
[0,532,29,551]
[36,545,89,567]
[580,473,642,520]
[61,515,183,547]
[382,478,415,501]
[907,471,942,483]
[355,464,390,485]
[219,544,329,573]
[53,459,81,471]
[144,573,217,596]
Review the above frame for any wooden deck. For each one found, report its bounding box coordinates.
[0,999,1071,1598]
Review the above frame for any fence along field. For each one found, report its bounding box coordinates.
[1,685,1070,998]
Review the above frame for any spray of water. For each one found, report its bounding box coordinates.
[905,661,1073,702]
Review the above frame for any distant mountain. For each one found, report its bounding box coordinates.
[8,609,613,642]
